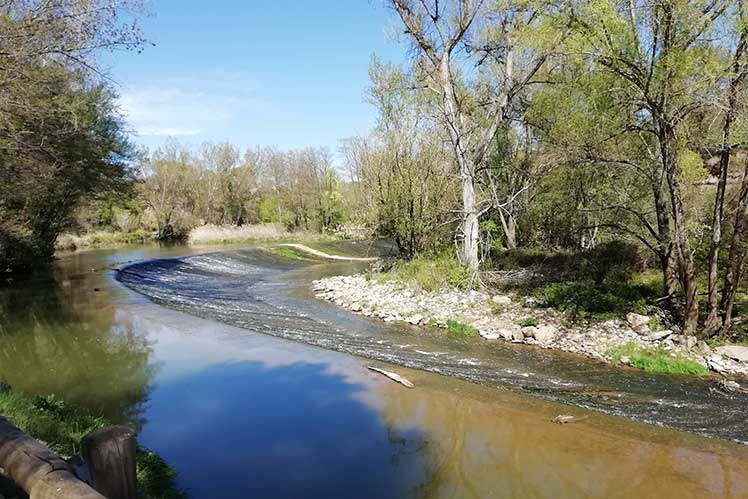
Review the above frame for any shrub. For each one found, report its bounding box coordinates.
[445,319,479,338]
[380,250,473,292]
[516,317,539,327]
[539,281,649,320]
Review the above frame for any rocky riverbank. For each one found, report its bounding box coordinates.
[313,274,748,377]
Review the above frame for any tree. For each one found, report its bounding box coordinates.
[389,0,558,269]
[570,0,733,333]
[0,0,144,273]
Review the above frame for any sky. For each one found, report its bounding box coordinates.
[106,0,406,156]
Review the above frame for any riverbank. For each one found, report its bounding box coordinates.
[313,272,748,379]
[54,223,350,253]
[0,383,184,498]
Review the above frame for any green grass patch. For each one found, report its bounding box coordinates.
[378,250,472,292]
[0,384,185,498]
[445,319,479,338]
[607,343,709,376]
[264,246,307,260]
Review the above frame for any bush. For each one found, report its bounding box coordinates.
[445,319,479,338]
[540,281,650,320]
[379,250,473,292]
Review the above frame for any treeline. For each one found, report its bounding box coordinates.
[93,141,347,240]
[346,0,748,337]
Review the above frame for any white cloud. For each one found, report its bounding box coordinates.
[117,72,267,142]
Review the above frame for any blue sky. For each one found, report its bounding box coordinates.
[107,1,405,155]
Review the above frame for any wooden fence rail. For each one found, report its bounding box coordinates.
[0,416,136,499]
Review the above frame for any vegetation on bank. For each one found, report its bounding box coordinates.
[0,384,184,499]
[607,344,710,377]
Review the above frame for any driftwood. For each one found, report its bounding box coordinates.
[0,416,104,499]
[367,367,415,388]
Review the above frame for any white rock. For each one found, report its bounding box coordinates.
[534,325,558,344]
[521,326,538,339]
[479,330,501,340]
[626,313,650,334]
[512,330,525,342]
[492,295,512,305]
[644,330,672,342]
[499,329,514,341]
[707,355,728,373]
[350,303,361,312]
[407,314,423,325]
[714,345,748,363]
[685,335,698,350]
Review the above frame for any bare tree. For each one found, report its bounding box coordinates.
[389,0,554,269]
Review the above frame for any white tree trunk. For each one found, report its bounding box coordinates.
[461,162,480,269]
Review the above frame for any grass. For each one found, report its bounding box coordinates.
[188,223,316,245]
[0,383,185,498]
[56,230,154,251]
[378,250,472,292]
[516,317,539,327]
[264,246,307,260]
[445,319,479,338]
[607,343,710,376]
[487,243,662,322]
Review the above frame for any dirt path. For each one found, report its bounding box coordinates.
[278,243,378,262]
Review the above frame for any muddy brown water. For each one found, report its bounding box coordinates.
[1,242,747,498]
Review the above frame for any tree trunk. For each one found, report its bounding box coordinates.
[704,63,742,335]
[721,157,748,331]
[660,124,699,334]
[461,161,481,269]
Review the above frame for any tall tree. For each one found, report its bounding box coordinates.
[389,0,555,269]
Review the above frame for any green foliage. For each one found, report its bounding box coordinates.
[607,343,710,376]
[380,250,473,292]
[136,449,187,499]
[516,317,539,327]
[445,319,479,338]
[539,281,649,320]
[0,388,106,455]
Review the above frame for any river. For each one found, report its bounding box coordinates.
[1,243,747,498]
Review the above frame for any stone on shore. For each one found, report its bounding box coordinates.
[534,325,557,344]
[643,330,672,341]
[714,345,748,363]
[626,313,650,335]
[492,295,512,305]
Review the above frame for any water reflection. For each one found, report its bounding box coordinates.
[0,264,155,425]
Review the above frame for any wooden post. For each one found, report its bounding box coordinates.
[0,416,104,499]
[82,426,137,499]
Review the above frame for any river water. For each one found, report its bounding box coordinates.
[1,243,748,498]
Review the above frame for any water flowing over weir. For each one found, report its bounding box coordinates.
[116,246,748,444]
